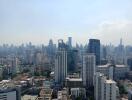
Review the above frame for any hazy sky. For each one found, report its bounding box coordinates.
[0,0,132,46]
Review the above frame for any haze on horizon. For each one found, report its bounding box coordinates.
[0,0,132,46]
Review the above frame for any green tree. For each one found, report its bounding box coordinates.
[119,85,127,94]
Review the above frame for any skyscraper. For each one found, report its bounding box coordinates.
[55,40,67,85]
[88,39,100,65]
[114,38,125,64]
[58,39,68,50]
[82,53,96,87]
[67,49,78,73]
[102,46,107,59]
[68,37,72,49]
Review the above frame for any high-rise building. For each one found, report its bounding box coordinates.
[58,39,68,50]
[82,53,95,87]
[97,64,129,80]
[128,90,132,100]
[48,39,55,57]
[127,57,132,71]
[102,46,107,59]
[88,39,100,65]
[67,49,78,73]
[55,40,67,85]
[94,72,119,100]
[68,37,72,49]
[114,38,125,64]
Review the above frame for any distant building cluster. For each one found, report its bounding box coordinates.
[0,37,132,100]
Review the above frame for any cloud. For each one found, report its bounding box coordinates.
[91,20,132,45]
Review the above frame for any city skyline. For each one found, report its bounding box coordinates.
[1,1,132,99]
[0,0,132,45]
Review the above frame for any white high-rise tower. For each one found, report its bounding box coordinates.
[82,53,96,87]
[55,40,67,85]
[94,72,119,100]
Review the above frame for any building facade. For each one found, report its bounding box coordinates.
[88,39,100,65]
[0,81,21,100]
[82,53,95,87]
[55,40,68,85]
[71,88,86,98]
[68,37,72,49]
[127,57,132,71]
[94,72,118,100]
[96,64,129,80]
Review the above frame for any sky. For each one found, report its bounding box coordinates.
[0,0,132,46]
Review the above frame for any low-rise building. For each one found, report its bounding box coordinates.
[38,88,53,100]
[57,88,71,100]
[0,80,21,100]
[21,95,37,100]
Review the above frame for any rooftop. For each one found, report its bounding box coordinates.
[106,79,116,84]
[21,95,37,100]
[66,78,82,82]
[0,80,17,93]
[116,65,127,67]
[98,64,127,68]
[58,88,68,100]
[39,88,53,96]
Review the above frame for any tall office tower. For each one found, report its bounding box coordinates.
[47,39,56,62]
[68,37,72,49]
[88,39,100,65]
[94,72,118,100]
[102,46,107,59]
[82,53,95,87]
[115,38,125,64]
[58,39,68,50]
[67,49,78,73]
[55,40,67,85]
[48,39,54,55]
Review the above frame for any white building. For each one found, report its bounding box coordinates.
[104,80,117,100]
[94,72,119,100]
[97,64,129,80]
[55,50,67,85]
[82,53,95,87]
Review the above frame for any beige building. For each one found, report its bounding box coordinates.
[57,88,71,100]
[37,88,53,100]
